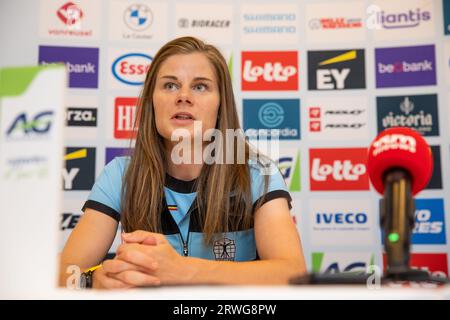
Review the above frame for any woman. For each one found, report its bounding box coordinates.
[59,36,306,289]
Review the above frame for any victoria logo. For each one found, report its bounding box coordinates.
[123,4,153,31]
[376,94,439,136]
[57,2,84,28]
[308,49,365,90]
[112,53,152,86]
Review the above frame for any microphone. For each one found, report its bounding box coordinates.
[367,127,434,280]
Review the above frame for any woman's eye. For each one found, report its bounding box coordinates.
[164,82,178,91]
[193,83,207,92]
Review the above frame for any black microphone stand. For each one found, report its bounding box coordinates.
[381,169,445,284]
[289,169,448,285]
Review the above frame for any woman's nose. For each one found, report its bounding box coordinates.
[176,93,192,105]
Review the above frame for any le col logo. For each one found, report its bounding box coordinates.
[112,53,152,86]
[6,111,53,139]
[309,148,369,191]
[241,51,298,91]
[372,134,416,156]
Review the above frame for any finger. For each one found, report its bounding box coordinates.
[96,270,134,290]
[111,270,161,287]
[101,276,134,290]
[122,230,164,244]
[116,246,159,270]
[103,258,157,274]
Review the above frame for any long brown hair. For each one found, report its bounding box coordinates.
[121,36,267,243]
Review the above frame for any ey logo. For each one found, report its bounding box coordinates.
[308,49,366,90]
[63,147,95,191]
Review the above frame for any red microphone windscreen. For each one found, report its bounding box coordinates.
[367,127,433,195]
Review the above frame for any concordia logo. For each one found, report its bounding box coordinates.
[258,102,284,128]
[112,53,152,86]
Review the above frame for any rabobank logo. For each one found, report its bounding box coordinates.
[243,99,300,140]
[38,45,99,89]
[111,52,152,86]
[412,199,446,244]
[376,94,439,136]
[375,45,436,88]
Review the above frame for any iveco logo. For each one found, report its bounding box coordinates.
[112,53,152,86]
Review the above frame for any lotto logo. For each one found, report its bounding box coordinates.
[309,148,369,191]
[241,51,298,91]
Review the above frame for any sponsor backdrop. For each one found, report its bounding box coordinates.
[0,0,449,277]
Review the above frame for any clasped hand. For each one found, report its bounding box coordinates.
[93,230,185,289]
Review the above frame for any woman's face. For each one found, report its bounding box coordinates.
[153,53,220,147]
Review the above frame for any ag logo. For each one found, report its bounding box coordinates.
[63,147,96,191]
[6,111,53,138]
[308,49,365,90]
[213,238,236,261]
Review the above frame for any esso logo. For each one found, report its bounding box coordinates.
[112,53,152,86]
[309,148,369,191]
